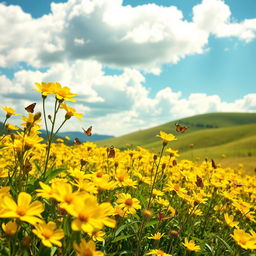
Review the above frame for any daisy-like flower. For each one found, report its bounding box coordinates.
[1,106,20,118]
[5,123,19,131]
[73,239,104,256]
[231,229,256,250]
[2,220,18,235]
[146,249,173,256]
[66,195,115,233]
[148,232,164,240]
[0,192,44,225]
[60,103,83,120]
[224,213,239,228]
[157,131,176,144]
[53,82,77,102]
[116,193,141,215]
[32,221,64,248]
[182,238,201,252]
[34,82,55,97]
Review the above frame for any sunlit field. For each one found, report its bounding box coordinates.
[0,82,255,256]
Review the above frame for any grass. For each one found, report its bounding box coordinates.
[96,112,256,174]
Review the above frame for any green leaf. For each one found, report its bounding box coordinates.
[50,247,57,256]
[145,220,158,228]
[44,168,66,183]
[111,234,134,243]
[215,235,233,254]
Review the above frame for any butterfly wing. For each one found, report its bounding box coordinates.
[74,138,81,145]
[83,126,92,136]
[175,123,181,132]
[25,103,36,113]
[107,145,115,158]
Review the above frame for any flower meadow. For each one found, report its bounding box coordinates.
[0,82,256,256]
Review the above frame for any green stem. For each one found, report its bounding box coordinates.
[43,99,60,178]
[134,143,166,256]
[42,96,49,139]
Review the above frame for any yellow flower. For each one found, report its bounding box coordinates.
[224,213,239,228]
[182,238,201,252]
[148,232,164,240]
[34,82,55,96]
[231,229,256,250]
[157,131,176,144]
[53,82,77,102]
[1,106,20,118]
[60,103,83,120]
[32,221,64,248]
[116,193,141,215]
[66,195,115,233]
[50,181,85,212]
[2,220,18,235]
[5,123,19,131]
[146,249,173,256]
[73,239,104,256]
[88,229,105,242]
[0,192,44,225]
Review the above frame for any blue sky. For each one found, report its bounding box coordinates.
[0,0,256,135]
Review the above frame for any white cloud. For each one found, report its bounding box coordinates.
[1,60,256,136]
[193,0,256,42]
[0,0,255,70]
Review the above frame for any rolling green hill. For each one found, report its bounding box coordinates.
[96,112,256,159]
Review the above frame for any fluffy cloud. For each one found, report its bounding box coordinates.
[193,0,256,41]
[0,0,256,70]
[1,60,256,135]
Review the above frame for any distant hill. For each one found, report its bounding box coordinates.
[96,112,256,158]
[0,122,114,143]
[57,131,114,142]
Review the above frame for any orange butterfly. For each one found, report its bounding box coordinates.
[175,123,189,133]
[25,103,36,113]
[107,145,115,158]
[83,126,92,136]
[74,138,81,145]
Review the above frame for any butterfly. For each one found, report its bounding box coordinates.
[175,123,189,133]
[211,159,217,169]
[107,145,115,158]
[158,211,172,221]
[195,175,204,188]
[74,138,81,145]
[83,126,92,136]
[25,103,36,113]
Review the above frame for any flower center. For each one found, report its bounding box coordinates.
[239,238,247,245]
[64,194,73,204]
[174,184,180,191]
[78,213,89,223]
[82,249,93,256]
[96,172,103,178]
[118,176,125,182]
[16,207,26,216]
[125,198,133,206]
[42,229,53,239]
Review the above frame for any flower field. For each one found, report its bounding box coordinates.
[0,82,255,256]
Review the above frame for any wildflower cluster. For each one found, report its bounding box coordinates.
[0,82,255,255]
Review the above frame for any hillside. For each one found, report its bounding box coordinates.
[96,112,256,173]
[96,112,256,150]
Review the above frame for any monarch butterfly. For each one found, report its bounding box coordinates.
[74,138,81,145]
[83,126,92,136]
[107,145,115,158]
[175,123,189,133]
[25,103,36,113]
